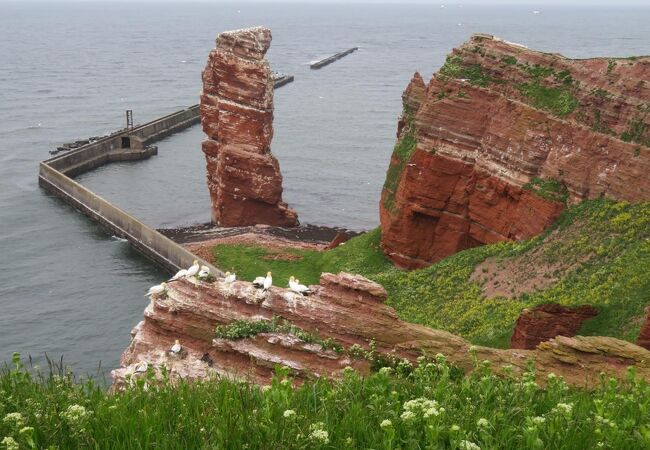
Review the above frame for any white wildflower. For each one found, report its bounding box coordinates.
[1,437,18,450]
[477,417,489,427]
[532,416,546,425]
[555,403,573,415]
[450,424,460,432]
[424,407,440,418]
[283,409,296,419]
[459,440,481,450]
[19,426,34,435]
[309,429,329,444]
[280,378,292,387]
[401,410,415,421]
[380,419,392,429]
[3,412,24,428]
[62,404,90,424]
[378,367,393,375]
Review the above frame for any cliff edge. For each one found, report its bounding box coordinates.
[380,34,650,268]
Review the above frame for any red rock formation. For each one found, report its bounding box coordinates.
[201,27,298,227]
[113,273,650,390]
[511,303,598,349]
[380,34,650,269]
[637,306,650,350]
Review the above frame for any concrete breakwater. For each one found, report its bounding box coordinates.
[310,47,358,69]
[38,105,218,275]
[39,75,296,274]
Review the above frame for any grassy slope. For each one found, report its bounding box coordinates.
[213,199,650,348]
[4,355,650,449]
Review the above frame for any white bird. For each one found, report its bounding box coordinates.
[263,271,272,291]
[292,277,312,296]
[223,272,236,283]
[186,260,200,278]
[170,339,182,355]
[169,269,188,281]
[145,282,167,297]
[253,276,266,287]
[134,361,149,374]
[198,266,210,278]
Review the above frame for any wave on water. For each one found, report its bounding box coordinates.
[111,235,128,243]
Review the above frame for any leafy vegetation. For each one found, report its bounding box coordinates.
[215,318,344,353]
[4,353,650,449]
[522,177,569,203]
[517,83,579,117]
[213,200,650,348]
[621,116,650,147]
[438,54,493,87]
[382,121,417,213]
[501,55,517,66]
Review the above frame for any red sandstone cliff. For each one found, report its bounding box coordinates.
[113,273,650,390]
[380,34,650,268]
[510,304,598,350]
[201,27,298,227]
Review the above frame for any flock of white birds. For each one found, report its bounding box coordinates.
[142,259,313,356]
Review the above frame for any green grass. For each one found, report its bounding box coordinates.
[215,318,344,353]
[621,116,650,147]
[213,228,391,287]
[438,54,493,87]
[4,354,650,449]
[517,83,579,117]
[213,199,650,348]
[522,177,569,203]
[382,126,418,214]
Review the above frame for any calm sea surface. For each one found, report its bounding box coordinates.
[0,1,648,376]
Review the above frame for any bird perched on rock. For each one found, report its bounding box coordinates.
[145,282,167,297]
[289,276,311,296]
[253,276,264,287]
[198,265,210,278]
[134,361,149,374]
[186,260,200,278]
[169,269,188,281]
[223,272,236,283]
[170,339,182,355]
[263,271,273,291]
[253,272,273,291]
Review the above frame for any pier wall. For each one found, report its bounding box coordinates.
[38,105,218,275]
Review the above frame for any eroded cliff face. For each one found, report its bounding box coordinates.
[113,273,650,390]
[201,27,298,227]
[510,304,599,350]
[380,34,650,268]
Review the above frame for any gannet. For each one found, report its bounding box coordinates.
[253,276,266,287]
[169,269,188,281]
[187,260,200,277]
[145,282,167,297]
[170,339,182,355]
[263,271,272,291]
[198,266,210,278]
[224,272,236,283]
[292,278,312,296]
[134,361,149,374]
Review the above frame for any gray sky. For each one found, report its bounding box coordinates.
[3,0,650,4]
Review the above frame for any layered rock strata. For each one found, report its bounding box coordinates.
[380,34,650,268]
[510,303,598,349]
[113,273,650,390]
[636,306,650,351]
[201,27,298,227]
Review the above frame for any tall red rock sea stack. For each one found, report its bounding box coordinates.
[380,34,650,269]
[201,27,298,227]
